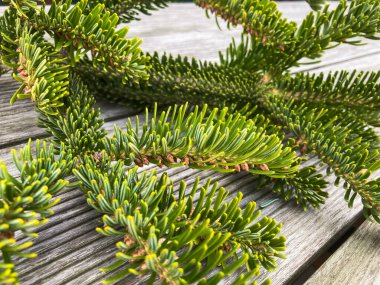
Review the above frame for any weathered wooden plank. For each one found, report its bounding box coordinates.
[126,3,380,70]
[0,114,366,285]
[299,53,380,74]
[305,221,380,285]
[12,166,364,285]
[0,121,372,284]
[0,77,141,148]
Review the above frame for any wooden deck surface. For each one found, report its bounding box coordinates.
[0,2,380,285]
[305,220,380,285]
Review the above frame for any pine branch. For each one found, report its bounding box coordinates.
[103,103,299,178]
[0,140,75,283]
[86,0,172,23]
[277,70,380,109]
[261,95,380,222]
[74,156,286,284]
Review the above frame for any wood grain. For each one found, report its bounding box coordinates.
[1,114,367,285]
[305,221,380,285]
[0,74,141,148]
[126,3,380,71]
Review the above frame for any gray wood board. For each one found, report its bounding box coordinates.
[0,75,140,148]
[1,112,373,284]
[305,220,380,285]
[126,3,380,71]
[4,120,364,285]
[0,2,379,285]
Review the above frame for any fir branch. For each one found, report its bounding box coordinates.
[2,0,151,112]
[302,103,380,148]
[0,8,19,71]
[74,156,286,284]
[8,27,70,114]
[37,73,106,156]
[1,0,379,282]
[306,0,327,11]
[35,77,290,283]
[77,55,332,209]
[261,95,380,222]
[270,166,329,210]
[277,70,380,109]
[0,140,75,283]
[270,69,380,152]
[86,0,172,23]
[331,105,380,127]
[34,0,149,82]
[195,0,297,47]
[1,0,38,19]
[232,106,331,210]
[103,103,299,178]
[76,52,265,108]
